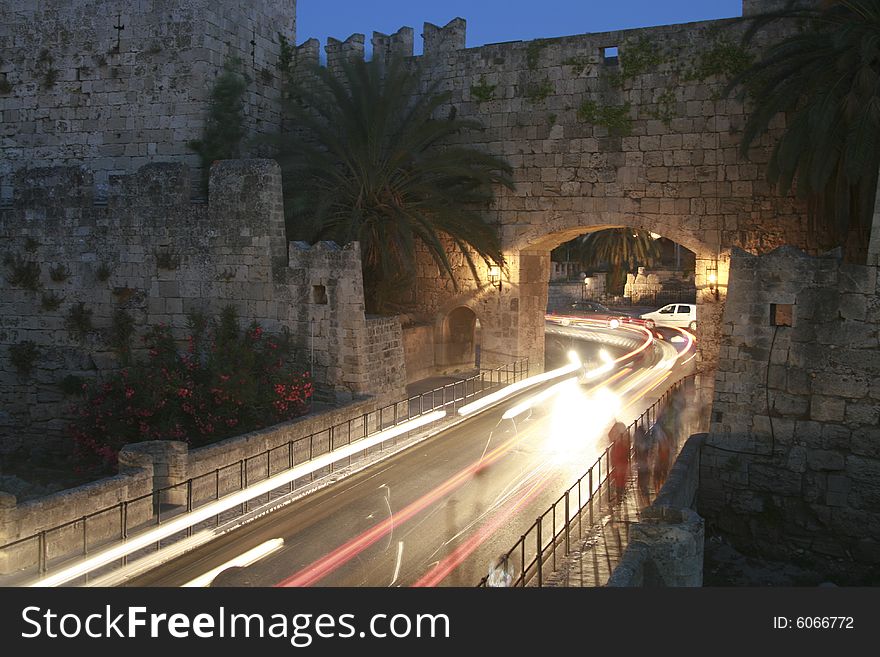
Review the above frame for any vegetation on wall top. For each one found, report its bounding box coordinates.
[275,56,514,315]
[188,58,249,191]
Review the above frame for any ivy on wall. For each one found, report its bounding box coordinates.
[188,58,249,191]
[577,100,633,136]
[470,76,496,103]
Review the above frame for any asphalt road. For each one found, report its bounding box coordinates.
[126,323,693,588]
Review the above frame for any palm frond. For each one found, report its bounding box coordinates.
[273,56,513,314]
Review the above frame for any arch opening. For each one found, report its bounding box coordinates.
[437,306,480,373]
[548,228,697,312]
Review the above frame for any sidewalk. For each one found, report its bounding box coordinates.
[539,428,690,588]
[405,370,479,398]
[540,472,645,587]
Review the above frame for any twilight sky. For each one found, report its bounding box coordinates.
[296,0,744,55]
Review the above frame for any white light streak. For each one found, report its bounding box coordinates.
[501,377,577,420]
[457,363,580,416]
[28,410,446,587]
[182,538,284,587]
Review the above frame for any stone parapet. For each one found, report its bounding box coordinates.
[607,433,706,587]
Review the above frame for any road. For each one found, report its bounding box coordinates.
[125,321,694,588]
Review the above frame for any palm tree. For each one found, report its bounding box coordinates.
[274,57,514,314]
[574,228,661,294]
[728,0,880,261]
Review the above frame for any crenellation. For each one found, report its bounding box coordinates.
[294,38,320,73]
[325,33,365,76]
[422,18,467,59]
[372,27,415,68]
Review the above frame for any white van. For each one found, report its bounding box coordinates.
[640,303,697,331]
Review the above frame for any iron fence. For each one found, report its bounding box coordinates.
[588,291,695,307]
[477,373,695,587]
[0,358,530,585]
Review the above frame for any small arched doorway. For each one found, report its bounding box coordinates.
[438,306,480,373]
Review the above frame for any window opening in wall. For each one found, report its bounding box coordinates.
[603,46,618,65]
[770,303,793,327]
[312,285,327,305]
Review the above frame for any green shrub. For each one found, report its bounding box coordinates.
[70,308,313,475]
[65,302,93,339]
[40,291,64,311]
[49,264,70,282]
[9,341,39,377]
[5,254,42,291]
[577,100,633,136]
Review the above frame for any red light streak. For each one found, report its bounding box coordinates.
[276,425,528,587]
[411,466,554,587]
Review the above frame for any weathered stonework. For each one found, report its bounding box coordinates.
[0,0,296,192]
[289,4,810,398]
[0,160,406,458]
[700,247,880,582]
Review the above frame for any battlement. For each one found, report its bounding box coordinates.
[288,240,363,270]
[422,18,467,58]
[372,27,415,69]
[326,33,366,75]
[295,17,467,73]
[294,38,322,72]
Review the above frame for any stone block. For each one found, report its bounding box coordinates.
[846,454,880,483]
[772,392,809,418]
[845,401,878,427]
[809,395,845,422]
[786,446,807,473]
[807,449,845,471]
[749,463,802,496]
[793,420,823,448]
[820,423,851,450]
[838,264,876,295]
[839,294,867,321]
[812,371,868,399]
[850,427,880,459]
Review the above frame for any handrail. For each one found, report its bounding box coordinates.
[0,358,530,584]
[477,373,694,587]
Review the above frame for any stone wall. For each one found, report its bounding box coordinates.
[0,0,296,192]
[0,160,406,457]
[607,433,706,587]
[402,324,436,384]
[0,460,155,576]
[363,316,406,396]
[699,247,880,583]
[0,392,405,577]
[295,5,811,382]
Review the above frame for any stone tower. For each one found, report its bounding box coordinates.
[0,0,297,196]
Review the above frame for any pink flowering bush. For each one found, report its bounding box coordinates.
[70,307,313,475]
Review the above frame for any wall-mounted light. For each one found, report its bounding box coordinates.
[707,261,719,300]
[488,264,502,292]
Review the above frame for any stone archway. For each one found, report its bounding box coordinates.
[470,212,729,389]
[437,306,480,373]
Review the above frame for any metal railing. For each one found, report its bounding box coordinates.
[478,374,694,587]
[1,358,530,585]
[591,291,695,307]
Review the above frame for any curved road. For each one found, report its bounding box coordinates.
[125,321,694,588]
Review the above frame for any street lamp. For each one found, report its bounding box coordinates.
[488,264,502,292]
[707,261,719,300]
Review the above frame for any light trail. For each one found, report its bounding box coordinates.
[412,466,555,587]
[182,538,284,587]
[276,414,541,587]
[457,361,581,416]
[28,410,446,587]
